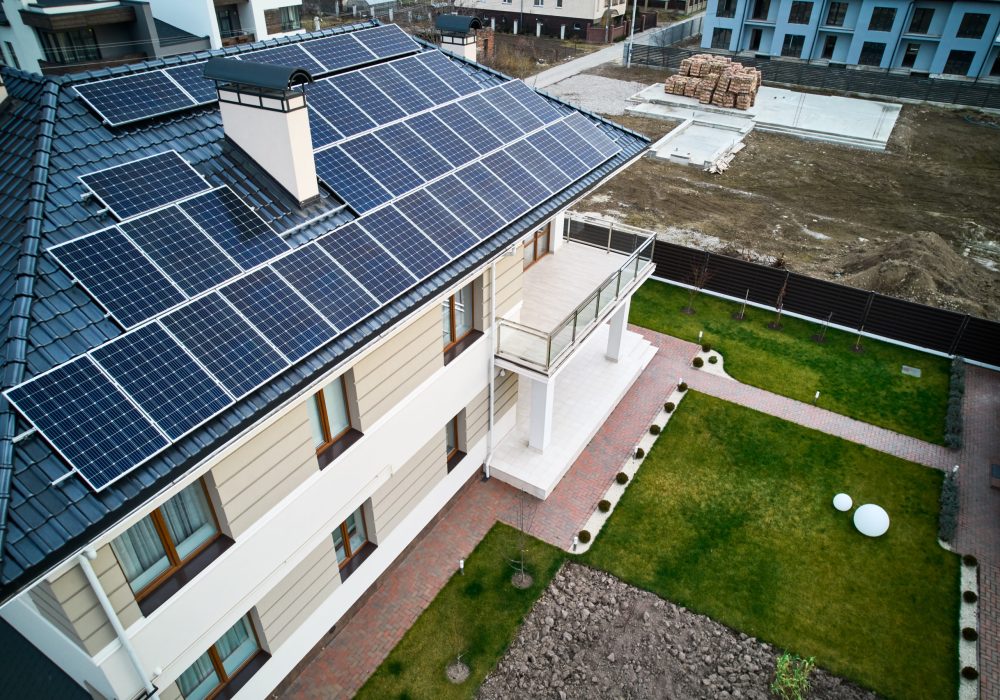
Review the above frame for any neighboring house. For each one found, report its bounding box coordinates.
[466,0,630,41]
[0,20,651,700]
[0,0,210,75]
[145,0,306,49]
[702,0,1000,78]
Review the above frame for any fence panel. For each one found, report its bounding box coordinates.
[863,296,965,352]
[955,317,1000,362]
[783,273,871,329]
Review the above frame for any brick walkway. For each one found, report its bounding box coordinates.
[279,327,1000,700]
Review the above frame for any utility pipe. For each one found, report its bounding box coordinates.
[483,260,498,480]
[78,549,157,698]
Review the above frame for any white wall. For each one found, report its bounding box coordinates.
[0,0,46,73]
[249,0,306,41]
[145,0,221,49]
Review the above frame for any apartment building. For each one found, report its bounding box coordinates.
[146,0,306,49]
[0,20,651,699]
[702,0,1000,77]
[468,0,629,41]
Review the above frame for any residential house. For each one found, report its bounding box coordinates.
[468,0,630,41]
[145,0,306,49]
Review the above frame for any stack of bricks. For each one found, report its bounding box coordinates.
[663,54,762,111]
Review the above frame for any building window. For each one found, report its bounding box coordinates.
[716,0,737,18]
[264,5,301,33]
[111,480,223,611]
[751,0,770,21]
[788,1,812,24]
[821,35,837,59]
[522,224,551,269]
[445,415,466,472]
[901,43,919,68]
[991,53,1000,77]
[176,616,264,699]
[956,13,988,39]
[825,2,847,26]
[711,28,732,49]
[908,7,933,34]
[858,41,885,66]
[307,376,352,452]
[37,28,99,66]
[216,4,244,39]
[749,28,763,50]
[333,506,374,580]
[868,7,895,31]
[3,42,16,70]
[442,282,475,350]
[557,0,563,7]
[942,49,975,75]
[780,34,805,57]
[534,0,543,6]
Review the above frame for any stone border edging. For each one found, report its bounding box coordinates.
[960,560,980,700]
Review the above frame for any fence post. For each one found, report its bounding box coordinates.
[859,291,875,329]
[607,222,613,253]
[948,314,970,356]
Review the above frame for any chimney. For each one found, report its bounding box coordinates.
[436,15,482,62]
[204,58,319,206]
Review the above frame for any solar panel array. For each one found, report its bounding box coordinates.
[9,26,629,492]
[80,151,211,220]
[74,25,420,127]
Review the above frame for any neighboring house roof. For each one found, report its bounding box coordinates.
[153,18,209,47]
[0,21,648,604]
[436,14,484,35]
[0,619,89,699]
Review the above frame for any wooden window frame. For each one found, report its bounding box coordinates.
[522,224,551,270]
[312,376,354,454]
[445,417,461,462]
[334,508,370,570]
[192,615,265,700]
[442,285,475,352]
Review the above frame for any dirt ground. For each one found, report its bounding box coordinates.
[578,65,1000,320]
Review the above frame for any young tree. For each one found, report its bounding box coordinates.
[769,277,788,330]
[683,256,713,315]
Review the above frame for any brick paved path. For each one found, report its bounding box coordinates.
[280,327,1000,700]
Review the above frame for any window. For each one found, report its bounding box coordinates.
[442,282,475,350]
[821,35,837,59]
[333,506,374,580]
[264,5,301,33]
[991,53,1000,77]
[716,0,737,17]
[711,28,732,49]
[3,43,16,70]
[751,0,770,21]
[868,7,895,31]
[901,43,919,68]
[445,415,465,472]
[37,28,99,66]
[534,0,543,6]
[957,13,988,39]
[307,376,352,452]
[780,34,805,57]
[942,49,975,75]
[908,7,933,33]
[557,0,563,7]
[111,481,224,612]
[858,41,885,66]
[788,1,812,24]
[522,224,551,269]
[825,2,847,26]
[749,28,763,50]
[176,616,263,700]
[216,4,243,38]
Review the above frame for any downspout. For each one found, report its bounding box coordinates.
[890,1,915,71]
[483,261,497,480]
[808,0,828,62]
[78,549,158,698]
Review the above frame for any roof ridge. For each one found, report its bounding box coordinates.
[0,77,60,567]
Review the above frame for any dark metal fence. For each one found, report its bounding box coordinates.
[565,218,1000,367]
[630,45,1000,109]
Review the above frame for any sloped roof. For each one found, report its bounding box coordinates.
[0,22,648,603]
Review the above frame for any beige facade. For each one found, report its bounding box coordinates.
[371,431,449,537]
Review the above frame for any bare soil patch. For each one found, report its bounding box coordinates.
[478,563,877,700]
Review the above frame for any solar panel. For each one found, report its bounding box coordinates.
[92,324,232,440]
[417,52,482,95]
[396,189,480,256]
[480,151,552,206]
[460,93,524,142]
[503,81,562,124]
[162,294,289,395]
[481,86,544,132]
[357,206,449,278]
[120,207,241,296]
[363,63,433,114]
[376,123,452,181]
[564,112,622,160]
[221,269,336,362]
[330,71,406,124]
[6,357,169,491]
[403,113,477,166]
[165,63,217,104]
[425,177,503,241]
[237,44,325,74]
[75,72,194,127]
[307,80,377,138]
[435,103,502,151]
[457,162,531,222]
[504,139,572,193]
[179,188,290,268]
[544,120,607,168]
[302,33,378,72]
[80,151,210,221]
[527,130,589,179]
[391,55,460,104]
[309,108,341,149]
[271,246,379,330]
[315,147,393,213]
[353,24,421,59]
[317,222,418,302]
[341,135,423,196]
[50,227,187,327]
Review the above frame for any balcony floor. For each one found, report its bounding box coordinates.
[520,241,631,333]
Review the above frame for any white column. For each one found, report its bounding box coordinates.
[529,377,555,451]
[550,209,567,253]
[606,298,631,363]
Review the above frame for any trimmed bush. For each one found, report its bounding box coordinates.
[578,530,591,544]
[616,472,629,485]
[962,627,978,641]
[598,499,611,513]
[963,554,978,567]
[650,424,661,435]
[961,667,979,681]
[678,382,688,392]
[634,447,645,459]
[964,590,978,604]
[693,357,704,368]
[664,402,676,413]
[944,358,966,448]
[701,342,711,353]
[938,468,958,542]
[708,356,718,364]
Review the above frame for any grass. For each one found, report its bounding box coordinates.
[629,280,951,443]
[355,523,567,700]
[583,392,959,700]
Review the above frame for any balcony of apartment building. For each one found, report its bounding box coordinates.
[491,216,657,499]
[20,1,145,74]
[215,1,256,46]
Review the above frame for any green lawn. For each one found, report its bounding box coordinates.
[356,523,566,700]
[583,392,959,700]
[630,280,951,443]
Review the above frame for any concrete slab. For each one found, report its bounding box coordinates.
[648,116,754,167]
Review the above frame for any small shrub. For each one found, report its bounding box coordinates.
[771,652,815,700]
[708,355,718,364]
[650,424,661,435]
[962,627,978,641]
[963,554,978,567]
[678,382,688,392]
[962,667,979,681]
[938,468,959,542]
[634,447,645,459]
[693,357,704,368]
[964,590,978,604]
[664,401,675,413]
[616,472,629,485]
[577,530,591,544]
[701,342,711,352]
[944,358,966,448]
[598,499,611,513]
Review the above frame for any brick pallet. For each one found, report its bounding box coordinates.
[664,54,761,111]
